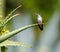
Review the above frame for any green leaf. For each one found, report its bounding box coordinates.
[0,40,32,48]
[4,5,22,22]
[3,14,20,27]
[0,5,22,32]
[0,24,38,43]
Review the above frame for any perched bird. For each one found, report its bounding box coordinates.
[36,13,43,31]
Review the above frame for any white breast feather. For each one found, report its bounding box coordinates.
[37,14,42,23]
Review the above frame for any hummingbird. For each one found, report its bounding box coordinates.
[36,13,43,31]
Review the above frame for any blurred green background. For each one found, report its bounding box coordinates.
[4,0,60,52]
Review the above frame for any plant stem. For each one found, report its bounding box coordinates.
[0,0,7,52]
[1,46,8,52]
